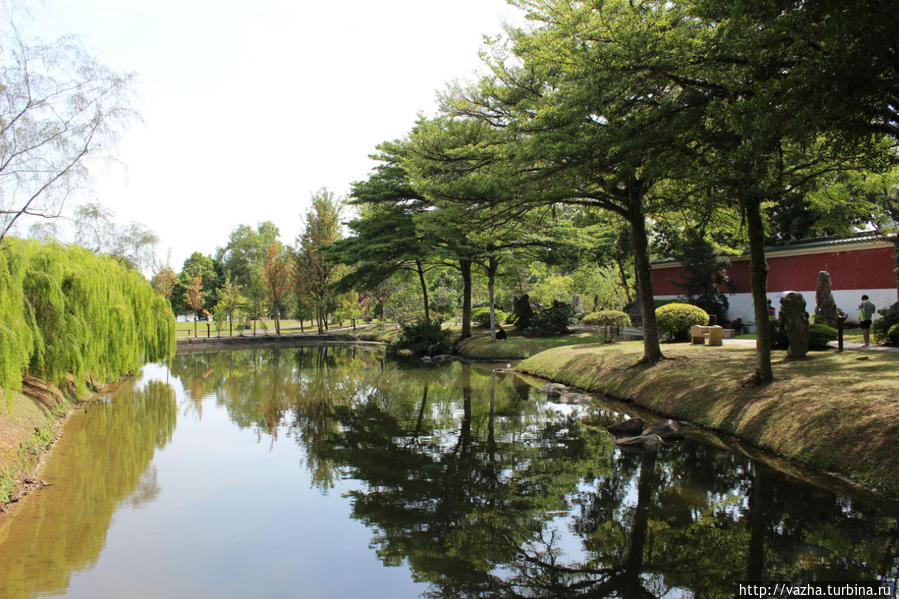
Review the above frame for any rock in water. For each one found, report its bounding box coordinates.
[779,292,810,358]
[615,434,663,450]
[814,271,838,327]
[539,383,569,396]
[641,419,685,441]
[606,417,645,436]
[555,392,592,404]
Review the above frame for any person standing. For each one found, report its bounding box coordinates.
[857,294,876,346]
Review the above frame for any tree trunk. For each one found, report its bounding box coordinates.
[488,256,498,342]
[616,258,633,305]
[416,259,430,324]
[460,259,472,339]
[628,185,664,363]
[228,311,233,337]
[274,306,281,335]
[745,195,774,383]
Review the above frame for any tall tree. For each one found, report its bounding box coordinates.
[183,272,205,337]
[296,188,343,334]
[444,1,711,363]
[261,241,292,335]
[0,13,134,241]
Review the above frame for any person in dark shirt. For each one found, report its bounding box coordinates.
[495,325,507,340]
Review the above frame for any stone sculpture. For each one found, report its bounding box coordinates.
[780,292,810,358]
[814,270,838,327]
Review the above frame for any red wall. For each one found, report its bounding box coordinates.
[652,246,895,294]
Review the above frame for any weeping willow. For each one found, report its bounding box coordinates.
[0,238,176,392]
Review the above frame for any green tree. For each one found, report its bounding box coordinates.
[182,272,205,337]
[296,188,344,333]
[261,241,292,335]
[217,276,244,337]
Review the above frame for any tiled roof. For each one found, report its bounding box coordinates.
[652,231,895,265]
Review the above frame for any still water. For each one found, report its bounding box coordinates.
[0,345,896,598]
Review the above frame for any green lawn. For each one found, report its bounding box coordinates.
[454,325,611,360]
[175,319,368,338]
[733,327,865,344]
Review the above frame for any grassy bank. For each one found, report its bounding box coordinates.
[0,385,76,505]
[518,341,899,498]
[455,325,609,360]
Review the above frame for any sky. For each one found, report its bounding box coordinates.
[13,0,523,269]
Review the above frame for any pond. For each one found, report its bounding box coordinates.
[0,345,897,598]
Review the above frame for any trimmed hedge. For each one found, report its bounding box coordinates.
[0,239,176,393]
[655,303,709,341]
[580,309,631,329]
[471,306,508,328]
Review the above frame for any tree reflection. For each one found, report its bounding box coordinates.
[167,347,899,598]
[0,378,177,599]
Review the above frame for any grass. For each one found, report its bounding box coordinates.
[733,327,865,344]
[0,388,70,504]
[175,319,369,338]
[518,341,899,498]
[454,325,611,360]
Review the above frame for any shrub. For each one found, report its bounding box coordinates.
[770,317,788,349]
[872,302,899,344]
[655,303,709,341]
[887,324,899,346]
[581,309,631,343]
[471,306,508,328]
[393,320,451,357]
[580,309,631,328]
[808,323,837,350]
[525,301,574,336]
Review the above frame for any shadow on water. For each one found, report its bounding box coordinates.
[0,378,177,599]
[168,347,899,598]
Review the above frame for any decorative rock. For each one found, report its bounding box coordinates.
[779,292,810,358]
[419,356,433,364]
[814,271,838,327]
[641,419,685,441]
[539,383,569,396]
[606,417,645,436]
[433,354,457,363]
[615,433,663,450]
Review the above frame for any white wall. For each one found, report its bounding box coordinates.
[657,289,897,325]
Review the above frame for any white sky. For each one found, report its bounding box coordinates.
[16,0,521,269]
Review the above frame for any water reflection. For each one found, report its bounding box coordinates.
[169,347,899,598]
[2,347,896,599]
[0,377,176,599]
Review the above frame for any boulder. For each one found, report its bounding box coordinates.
[606,417,645,436]
[555,392,592,404]
[615,433,663,450]
[539,383,569,396]
[641,419,685,441]
[433,354,457,363]
[779,292,810,358]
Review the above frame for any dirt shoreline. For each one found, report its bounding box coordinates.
[0,379,127,515]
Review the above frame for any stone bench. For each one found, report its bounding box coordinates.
[690,325,723,346]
